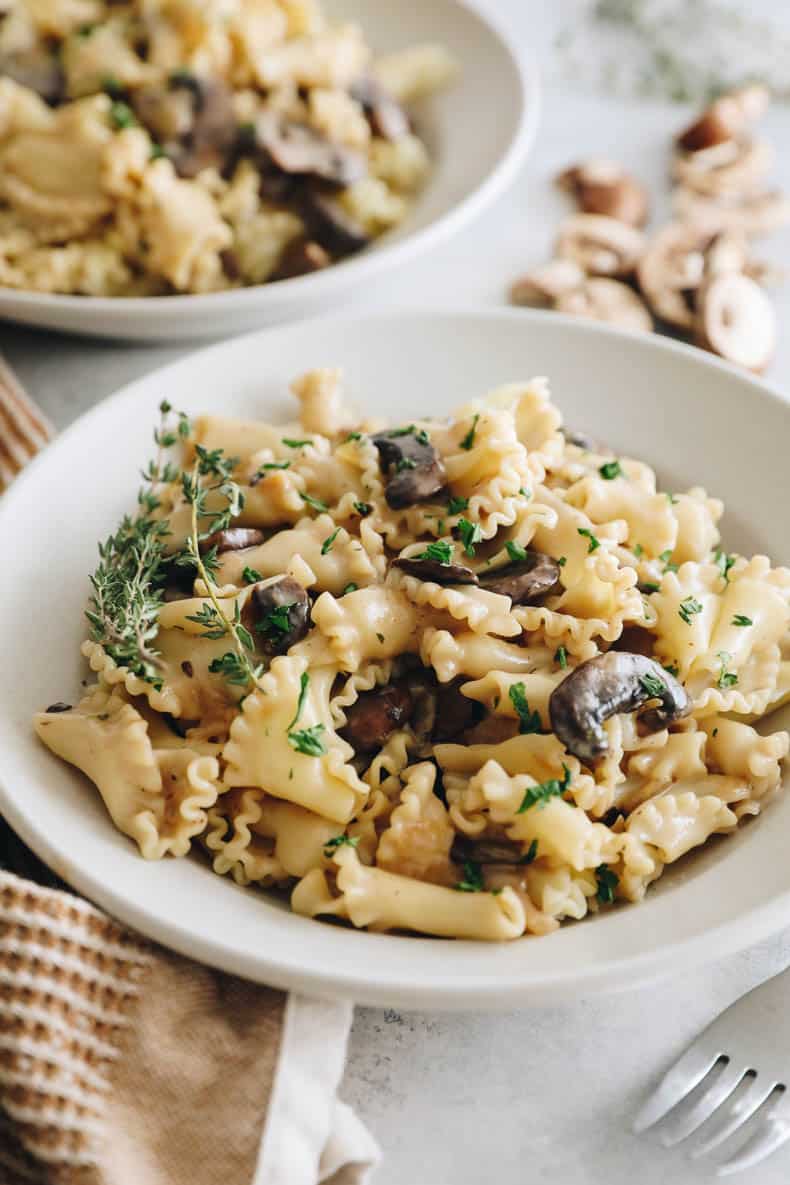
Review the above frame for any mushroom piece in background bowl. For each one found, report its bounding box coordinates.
[0,0,537,340]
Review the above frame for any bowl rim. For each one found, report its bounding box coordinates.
[0,0,540,321]
[4,307,790,1010]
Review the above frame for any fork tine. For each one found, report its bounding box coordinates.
[633,1045,723,1134]
[691,1074,776,1159]
[714,1089,790,1175]
[660,1060,746,1147]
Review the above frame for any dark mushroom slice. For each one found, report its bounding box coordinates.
[133,74,237,178]
[300,188,370,257]
[561,427,599,451]
[479,551,562,604]
[0,50,64,104]
[270,237,331,282]
[451,834,530,866]
[392,557,478,585]
[254,110,367,187]
[45,702,72,714]
[199,527,265,555]
[340,683,413,752]
[241,576,311,656]
[432,679,484,741]
[370,429,448,509]
[549,652,690,765]
[350,75,410,141]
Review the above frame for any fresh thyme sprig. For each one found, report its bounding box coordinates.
[85,401,190,687]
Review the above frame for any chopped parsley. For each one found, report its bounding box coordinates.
[522,838,539,865]
[595,864,619,904]
[633,543,644,559]
[282,437,311,449]
[678,595,703,625]
[638,672,666,699]
[287,671,310,732]
[460,413,480,451]
[242,566,262,584]
[258,601,296,639]
[416,540,453,565]
[456,518,482,557]
[519,487,532,498]
[150,143,167,161]
[300,492,328,514]
[110,100,137,129]
[666,493,679,505]
[376,632,385,644]
[455,860,485,892]
[714,549,737,583]
[257,460,291,473]
[321,528,340,555]
[732,614,753,627]
[448,495,469,515]
[517,765,572,813]
[342,583,358,595]
[663,662,680,677]
[288,724,327,756]
[554,645,568,670]
[387,425,416,437]
[354,501,372,516]
[345,432,362,442]
[641,582,661,594]
[599,460,623,480]
[415,429,430,446]
[577,527,600,553]
[509,682,542,734]
[716,651,738,689]
[208,652,254,686]
[506,540,527,563]
[323,834,360,857]
[658,549,678,573]
[557,556,567,567]
[396,457,418,472]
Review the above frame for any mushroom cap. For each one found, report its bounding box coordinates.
[255,110,367,187]
[350,76,410,141]
[672,137,773,199]
[636,222,713,329]
[555,277,653,333]
[696,271,776,372]
[509,259,585,308]
[300,189,370,257]
[556,160,649,227]
[199,527,265,555]
[241,575,311,656]
[676,84,770,153]
[479,551,563,604]
[370,429,447,509]
[555,214,646,278]
[271,238,331,282]
[340,682,413,751]
[392,557,478,585]
[672,186,790,237]
[450,835,529,866]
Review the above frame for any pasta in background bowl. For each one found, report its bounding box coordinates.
[0,0,537,339]
[3,311,790,1008]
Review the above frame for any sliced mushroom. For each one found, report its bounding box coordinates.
[0,50,64,104]
[241,576,311,656]
[555,278,653,333]
[672,186,790,237]
[350,76,409,141]
[676,84,770,153]
[672,137,773,199]
[549,652,690,765]
[133,75,237,178]
[556,160,649,227]
[479,551,562,604]
[255,110,366,187]
[392,557,478,585]
[509,259,585,308]
[270,237,331,282]
[300,189,370,257]
[636,222,712,329]
[199,527,265,555]
[45,702,72,714]
[340,683,413,752]
[370,428,447,509]
[555,214,646,278]
[432,679,483,741]
[702,230,749,278]
[451,834,531,866]
[561,427,600,451]
[696,271,776,372]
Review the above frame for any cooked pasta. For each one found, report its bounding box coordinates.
[34,370,790,941]
[0,1,457,295]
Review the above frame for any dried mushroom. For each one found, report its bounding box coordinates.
[555,278,652,333]
[696,271,776,372]
[557,160,649,227]
[371,427,447,509]
[549,652,690,765]
[555,214,646,279]
[241,576,311,656]
[340,683,413,751]
[479,551,562,604]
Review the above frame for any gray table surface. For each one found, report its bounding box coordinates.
[5,7,790,1179]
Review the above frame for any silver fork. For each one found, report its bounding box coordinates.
[634,967,790,1176]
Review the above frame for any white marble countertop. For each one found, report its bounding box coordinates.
[4,4,790,1181]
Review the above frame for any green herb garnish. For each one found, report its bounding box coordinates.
[321,528,340,555]
[354,501,372,516]
[448,495,469,515]
[658,549,678,573]
[300,492,328,514]
[342,583,358,595]
[633,543,643,559]
[639,672,666,699]
[456,518,482,557]
[714,549,737,584]
[258,602,295,639]
[599,460,623,480]
[242,566,262,584]
[416,540,453,565]
[282,437,311,449]
[323,834,360,857]
[455,860,485,892]
[517,765,572,813]
[460,414,480,451]
[287,672,311,733]
[595,864,619,904]
[509,682,542,734]
[554,646,568,669]
[288,724,327,756]
[577,527,600,553]
[716,651,738,689]
[506,540,527,563]
[678,596,703,625]
[109,101,136,129]
[732,614,752,627]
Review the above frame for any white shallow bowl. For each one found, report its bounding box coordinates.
[0,1,537,342]
[3,311,790,1010]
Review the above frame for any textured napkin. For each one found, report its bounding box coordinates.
[0,358,379,1185]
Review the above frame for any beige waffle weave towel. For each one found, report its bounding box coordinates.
[0,357,379,1185]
